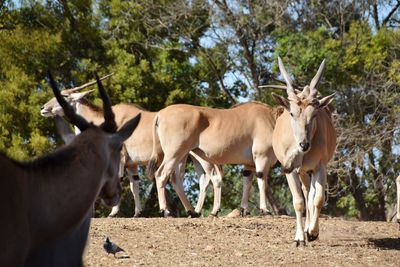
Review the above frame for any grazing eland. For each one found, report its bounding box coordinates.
[271,57,336,246]
[0,72,140,266]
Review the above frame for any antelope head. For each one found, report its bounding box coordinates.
[40,74,112,117]
[40,89,94,118]
[272,57,334,153]
[48,72,140,206]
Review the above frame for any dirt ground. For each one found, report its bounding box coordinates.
[84,214,400,267]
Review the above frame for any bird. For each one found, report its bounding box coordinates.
[103,236,125,258]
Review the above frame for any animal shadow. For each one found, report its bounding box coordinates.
[368,238,400,250]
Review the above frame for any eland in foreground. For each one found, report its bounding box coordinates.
[24,117,91,267]
[0,72,140,266]
[271,57,336,246]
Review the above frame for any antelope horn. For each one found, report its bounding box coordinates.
[259,85,303,94]
[278,57,297,99]
[95,73,117,133]
[258,85,288,90]
[61,73,113,95]
[309,59,326,98]
[47,71,90,131]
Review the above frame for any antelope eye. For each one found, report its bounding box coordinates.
[290,112,294,117]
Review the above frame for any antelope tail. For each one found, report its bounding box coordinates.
[146,114,162,180]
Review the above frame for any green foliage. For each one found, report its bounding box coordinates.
[336,195,359,218]
[0,28,59,159]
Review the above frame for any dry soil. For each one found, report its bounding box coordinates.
[84,215,400,266]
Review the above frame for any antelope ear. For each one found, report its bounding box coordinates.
[109,113,141,147]
[318,93,335,109]
[272,93,290,111]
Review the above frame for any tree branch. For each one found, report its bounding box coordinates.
[382,0,400,27]
[214,0,261,97]
[372,1,380,30]
[203,51,237,104]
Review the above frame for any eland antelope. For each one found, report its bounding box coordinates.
[0,73,140,266]
[147,102,280,217]
[24,117,91,267]
[40,81,223,217]
[271,57,336,246]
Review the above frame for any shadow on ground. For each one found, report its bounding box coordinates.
[368,238,400,250]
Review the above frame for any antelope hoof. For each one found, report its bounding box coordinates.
[210,209,221,217]
[306,232,319,242]
[160,209,172,218]
[240,208,249,217]
[133,212,142,218]
[293,240,306,247]
[187,210,201,218]
[260,209,272,216]
[108,212,118,218]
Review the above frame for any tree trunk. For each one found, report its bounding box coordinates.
[369,151,386,221]
[349,169,369,220]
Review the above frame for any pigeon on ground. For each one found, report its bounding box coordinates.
[103,236,125,257]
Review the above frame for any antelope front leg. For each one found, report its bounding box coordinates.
[170,162,198,218]
[256,174,270,215]
[299,172,311,234]
[254,159,272,215]
[108,203,120,217]
[210,165,223,216]
[155,162,173,217]
[191,154,209,214]
[108,156,126,217]
[194,173,210,214]
[240,170,254,216]
[286,171,306,246]
[307,177,316,237]
[127,167,142,217]
[307,164,327,241]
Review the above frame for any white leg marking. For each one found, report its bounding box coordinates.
[286,171,305,243]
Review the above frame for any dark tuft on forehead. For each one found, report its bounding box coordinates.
[291,94,319,108]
